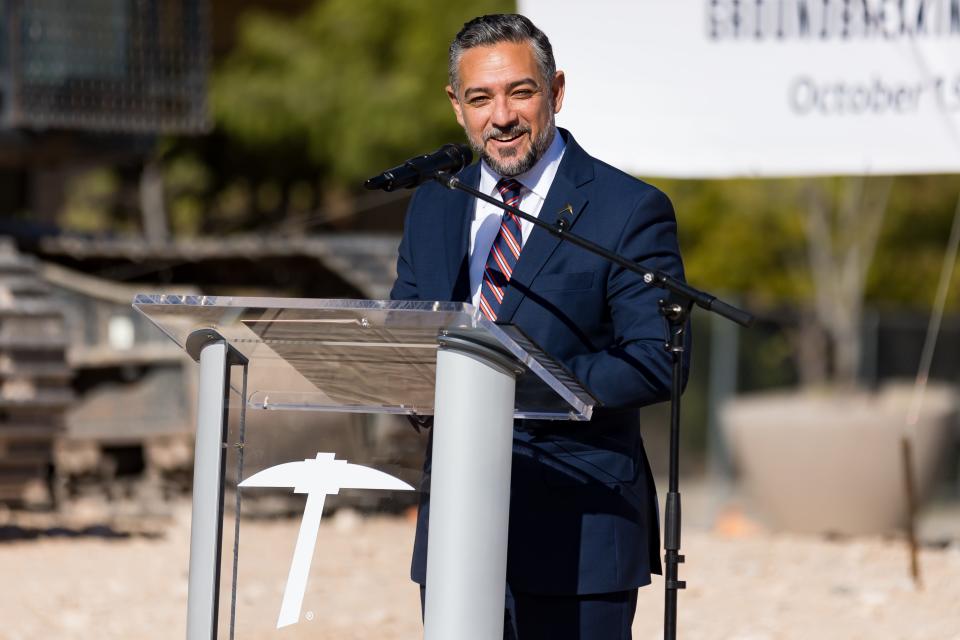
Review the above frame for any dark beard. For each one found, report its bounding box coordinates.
[471,123,556,177]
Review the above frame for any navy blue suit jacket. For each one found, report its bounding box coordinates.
[390,129,687,595]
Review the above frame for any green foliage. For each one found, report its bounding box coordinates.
[165,153,211,236]
[60,169,122,233]
[869,175,960,310]
[212,0,513,189]
[656,178,809,305]
[653,176,960,312]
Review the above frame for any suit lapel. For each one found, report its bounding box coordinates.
[441,162,478,301]
[496,131,594,323]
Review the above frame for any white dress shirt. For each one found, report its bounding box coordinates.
[469,132,566,309]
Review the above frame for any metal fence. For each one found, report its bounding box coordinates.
[0,0,208,133]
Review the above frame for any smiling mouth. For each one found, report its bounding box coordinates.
[489,133,525,145]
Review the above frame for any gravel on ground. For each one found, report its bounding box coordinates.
[1,500,958,640]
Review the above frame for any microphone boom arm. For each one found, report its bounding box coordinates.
[432,171,753,328]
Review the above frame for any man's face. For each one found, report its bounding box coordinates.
[447,41,565,177]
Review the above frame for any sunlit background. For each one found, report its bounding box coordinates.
[0,1,958,639]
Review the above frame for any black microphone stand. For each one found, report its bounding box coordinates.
[432,170,753,640]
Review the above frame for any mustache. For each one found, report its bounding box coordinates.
[483,125,530,143]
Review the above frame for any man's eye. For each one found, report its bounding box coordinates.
[468,96,491,106]
[513,90,534,98]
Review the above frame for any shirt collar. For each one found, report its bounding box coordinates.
[479,129,567,199]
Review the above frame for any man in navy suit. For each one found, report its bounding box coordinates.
[391,14,687,639]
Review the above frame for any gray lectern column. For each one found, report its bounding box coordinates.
[184,330,243,640]
[424,334,521,640]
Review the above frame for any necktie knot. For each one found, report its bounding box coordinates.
[496,178,524,207]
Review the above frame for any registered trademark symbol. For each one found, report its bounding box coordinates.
[305,611,314,621]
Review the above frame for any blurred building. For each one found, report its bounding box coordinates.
[0,0,209,505]
[0,0,208,239]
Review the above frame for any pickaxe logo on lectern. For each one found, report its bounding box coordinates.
[238,452,414,628]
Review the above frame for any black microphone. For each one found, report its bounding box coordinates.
[364,144,473,191]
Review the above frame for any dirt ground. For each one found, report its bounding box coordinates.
[1,497,959,640]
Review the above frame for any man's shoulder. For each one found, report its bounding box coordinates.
[584,153,673,219]
[592,156,664,199]
[564,131,669,206]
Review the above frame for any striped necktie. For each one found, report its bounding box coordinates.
[478,178,524,321]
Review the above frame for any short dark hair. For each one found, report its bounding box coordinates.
[448,14,557,96]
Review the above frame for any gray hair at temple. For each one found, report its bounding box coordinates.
[448,14,557,97]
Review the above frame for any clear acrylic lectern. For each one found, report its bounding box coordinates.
[133,295,595,640]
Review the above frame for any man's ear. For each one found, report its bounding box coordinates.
[551,71,566,114]
[446,85,466,128]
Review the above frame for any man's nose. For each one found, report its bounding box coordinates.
[491,95,519,129]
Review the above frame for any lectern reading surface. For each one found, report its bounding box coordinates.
[134,295,594,420]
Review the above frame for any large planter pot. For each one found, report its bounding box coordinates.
[721,383,957,535]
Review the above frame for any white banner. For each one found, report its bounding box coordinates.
[519,0,960,177]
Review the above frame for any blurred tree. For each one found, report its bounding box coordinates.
[654,175,960,388]
[178,0,512,232]
[61,169,122,234]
